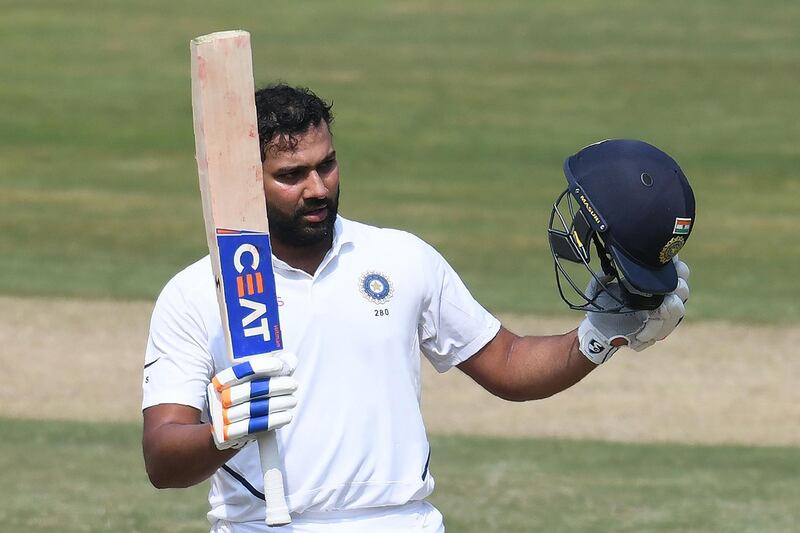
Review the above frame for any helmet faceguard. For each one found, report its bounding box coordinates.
[548,139,695,313]
[548,188,665,312]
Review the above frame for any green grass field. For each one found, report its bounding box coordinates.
[2,418,798,533]
[2,1,798,531]
[1,0,798,321]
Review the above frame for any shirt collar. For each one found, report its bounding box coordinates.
[329,215,354,255]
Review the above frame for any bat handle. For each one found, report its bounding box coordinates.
[257,433,291,526]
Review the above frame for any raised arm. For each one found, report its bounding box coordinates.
[458,327,592,401]
[458,261,689,402]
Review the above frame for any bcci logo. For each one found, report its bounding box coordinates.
[659,236,686,264]
[359,271,394,304]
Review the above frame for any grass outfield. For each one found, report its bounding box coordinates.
[1,1,799,321]
[1,419,797,533]
[2,4,796,531]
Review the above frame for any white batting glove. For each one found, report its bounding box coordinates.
[207,351,298,450]
[578,258,690,364]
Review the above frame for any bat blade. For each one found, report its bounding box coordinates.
[190,29,290,527]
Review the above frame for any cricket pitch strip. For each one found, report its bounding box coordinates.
[1,295,798,447]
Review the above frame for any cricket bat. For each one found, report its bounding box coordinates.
[190,30,291,526]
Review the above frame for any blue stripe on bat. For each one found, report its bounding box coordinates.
[250,378,270,398]
[248,415,270,434]
[249,398,269,418]
[232,361,254,380]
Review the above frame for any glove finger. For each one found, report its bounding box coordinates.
[664,293,685,323]
[636,293,686,343]
[266,375,299,396]
[653,295,685,341]
[673,257,690,282]
[222,376,299,408]
[636,300,671,342]
[636,316,663,344]
[222,411,294,441]
[212,356,292,391]
[222,395,298,425]
[673,278,690,304]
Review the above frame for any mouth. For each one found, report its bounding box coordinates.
[301,206,328,223]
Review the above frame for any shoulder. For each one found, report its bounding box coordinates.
[159,256,214,301]
[336,217,450,295]
[338,216,435,256]
[152,256,217,324]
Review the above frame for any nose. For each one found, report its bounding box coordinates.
[304,170,328,199]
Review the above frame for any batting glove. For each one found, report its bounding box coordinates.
[207,351,298,450]
[578,258,690,364]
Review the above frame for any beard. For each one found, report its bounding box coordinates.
[267,188,340,248]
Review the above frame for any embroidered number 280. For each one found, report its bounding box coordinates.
[374,308,389,317]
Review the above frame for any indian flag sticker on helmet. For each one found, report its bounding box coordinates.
[673,217,692,235]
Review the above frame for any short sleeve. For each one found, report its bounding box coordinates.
[417,242,501,373]
[142,277,215,412]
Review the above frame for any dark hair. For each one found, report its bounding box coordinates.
[255,84,334,160]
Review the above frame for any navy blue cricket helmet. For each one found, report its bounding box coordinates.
[548,139,696,312]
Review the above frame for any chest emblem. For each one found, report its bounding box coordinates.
[359,271,394,304]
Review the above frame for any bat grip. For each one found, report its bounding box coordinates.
[257,433,291,526]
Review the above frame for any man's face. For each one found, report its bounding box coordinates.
[261,123,340,248]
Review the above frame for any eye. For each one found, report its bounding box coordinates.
[317,158,337,174]
[276,170,303,182]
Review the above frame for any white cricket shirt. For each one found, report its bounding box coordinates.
[143,216,501,524]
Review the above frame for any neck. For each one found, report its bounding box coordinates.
[271,236,333,276]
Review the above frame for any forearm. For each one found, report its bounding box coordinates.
[501,329,594,401]
[459,327,596,402]
[143,411,238,489]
